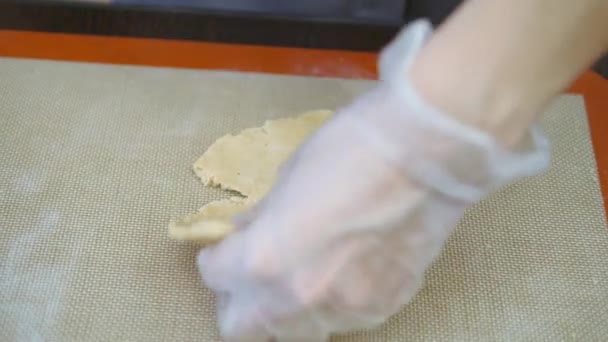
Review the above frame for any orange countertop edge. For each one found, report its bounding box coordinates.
[1,30,607,214]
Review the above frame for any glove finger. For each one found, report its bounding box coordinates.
[228,301,329,342]
[216,278,330,341]
[198,230,249,292]
[218,291,278,342]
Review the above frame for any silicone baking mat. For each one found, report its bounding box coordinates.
[1,57,607,341]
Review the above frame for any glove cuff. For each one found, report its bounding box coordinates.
[355,19,551,202]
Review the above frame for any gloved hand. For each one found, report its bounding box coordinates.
[198,19,550,341]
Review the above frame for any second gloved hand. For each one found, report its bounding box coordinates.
[198,20,550,341]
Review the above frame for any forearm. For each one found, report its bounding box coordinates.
[411,0,608,146]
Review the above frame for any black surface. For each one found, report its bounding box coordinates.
[0,0,400,51]
[405,0,461,25]
[594,55,608,79]
[1,0,605,77]
[115,0,407,25]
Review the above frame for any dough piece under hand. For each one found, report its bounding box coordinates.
[169,198,249,244]
[169,110,333,244]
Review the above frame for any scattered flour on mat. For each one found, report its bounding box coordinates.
[0,209,79,340]
[12,171,47,194]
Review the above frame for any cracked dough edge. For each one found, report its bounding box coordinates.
[169,110,333,245]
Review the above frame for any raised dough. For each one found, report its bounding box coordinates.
[169,110,332,244]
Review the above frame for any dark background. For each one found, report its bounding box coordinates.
[0,0,605,77]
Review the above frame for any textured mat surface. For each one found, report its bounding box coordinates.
[1,57,607,341]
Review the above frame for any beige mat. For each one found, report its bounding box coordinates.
[1,57,607,341]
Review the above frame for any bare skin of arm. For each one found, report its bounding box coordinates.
[411,0,608,146]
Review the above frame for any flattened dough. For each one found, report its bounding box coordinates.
[169,109,333,244]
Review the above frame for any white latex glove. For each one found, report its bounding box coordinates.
[198,19,550,342]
